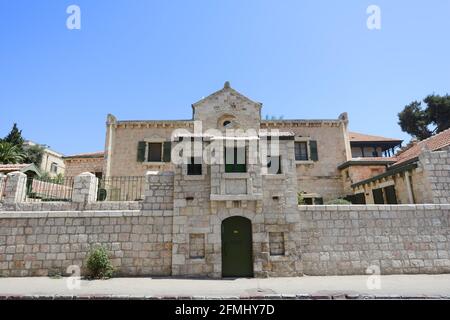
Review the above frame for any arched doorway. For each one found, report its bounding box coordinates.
[221,216,253,278]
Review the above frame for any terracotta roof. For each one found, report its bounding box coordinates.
[337,157,397,170]
[63,151,104,159]
[349,132,402,143]
[394,128,450,166]
[0,163,30,171]
[350,157,397,162]
[0,163,40,175]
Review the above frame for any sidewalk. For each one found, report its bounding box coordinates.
[0,274,449,299]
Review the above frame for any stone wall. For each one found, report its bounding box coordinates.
[352,147,450,205]
[0,204,449,277]
[144,171,174,210]
[0,210,173,277]
[0,175,6,202]
[420,146,450,204]
[64,157,105,178]
[297,204,450,275]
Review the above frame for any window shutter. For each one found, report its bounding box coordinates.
[137,141,146,162]
[309,140,319,161]
[163,141,172,162]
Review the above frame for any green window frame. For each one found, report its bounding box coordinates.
[225,147,246,173]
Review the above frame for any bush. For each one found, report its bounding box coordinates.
[86,246,114,279]
[297,193,305,205]
[325,198,352,205]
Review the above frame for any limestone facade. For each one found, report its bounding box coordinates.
[63,152,105,178]
[104,83,351,202]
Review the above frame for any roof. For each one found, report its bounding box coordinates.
[349,132,403,143]
[63,151,104,159]
[338,157,397,170]
[192,82,262,109]
[350,128,450,188]
[0,163,40,175]
[394,128,450,166]
[23,140,64,157]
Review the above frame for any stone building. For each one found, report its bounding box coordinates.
[63,151,105,178]
[23,141,65,177]
[0,83,449,278]
[351,128,450,204]
[104,82,359,202]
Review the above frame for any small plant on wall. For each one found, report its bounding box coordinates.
[297,192,305,205]
[86,245,115,279]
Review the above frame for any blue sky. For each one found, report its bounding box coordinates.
[1,0,449,155]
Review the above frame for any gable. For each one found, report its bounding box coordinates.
[192,82,262,130]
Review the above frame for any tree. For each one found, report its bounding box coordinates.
[23,144,45,166]
[3,123,24,147]
[0,141,26,164]
[398,94,450,140]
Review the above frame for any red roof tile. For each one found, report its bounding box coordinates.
[349,132,402,143]
[63,151,104,159]
[394,128,450,165]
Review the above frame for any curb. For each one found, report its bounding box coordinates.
[0,294,449,300]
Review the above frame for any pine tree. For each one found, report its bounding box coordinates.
[4,123,24,147]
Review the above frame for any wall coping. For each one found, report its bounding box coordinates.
[0,210,173,219]
[298,204,450,211]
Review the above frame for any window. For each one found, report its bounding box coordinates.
[148,143,163,162]
[189,234,205,259]
[223,120,232,127]
[295,142,308,161]
[225,147,246,173]
[269,232,285,256]
[267,155,282,174]
[50,162,58,173]
[187,157,202,175]
[137,141,171,163]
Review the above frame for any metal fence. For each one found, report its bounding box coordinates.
[97,176,145,201]
[25,176,74,202]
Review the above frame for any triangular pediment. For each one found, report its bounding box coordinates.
[191,82,262,129]
[192,82,262,109]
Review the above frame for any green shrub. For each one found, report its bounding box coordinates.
[325,198,352,205]
[86,246,114,279]
[297,193,305,205]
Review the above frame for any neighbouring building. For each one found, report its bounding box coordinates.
[23,140,65,177]
[0,163,40,178]
[63,151,105,178]
[351,128,450,204]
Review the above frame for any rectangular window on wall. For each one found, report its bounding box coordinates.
[269,232,285,256]
[225,147,246,173]
[383,185,398,204]
[187,157,202,175]
[148,143,163,162]
[267,155,282,174]
[189,234,205,259]
[295,142,308,161]
[372,188,384,204]
[50,162,58,173]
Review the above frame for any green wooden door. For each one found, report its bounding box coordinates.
[221,217,253,278]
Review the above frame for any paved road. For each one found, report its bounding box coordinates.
[0,274,449,298]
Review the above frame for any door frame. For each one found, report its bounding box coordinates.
[221,216,254,278]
